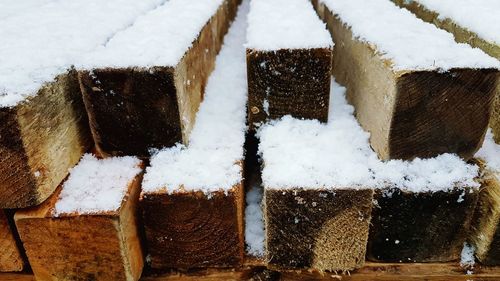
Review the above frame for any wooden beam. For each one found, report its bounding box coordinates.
[14,164,144,281]
[0,210,23,272]
[78,0,240,157]
[313,0,497,160]
[264,188,373,271]
[0,70,91,208]
[140,184,245,269]
[367,187,478,262]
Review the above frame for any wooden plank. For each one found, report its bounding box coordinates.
[367,187,478,262]
[0,70,91,208]
[246,0,332,130]
[264,188,373,271]
[0,210,23,272]
[78,0,240,157]
[14,160,144,281]
[140,184,245,269]
[313,0,498,161]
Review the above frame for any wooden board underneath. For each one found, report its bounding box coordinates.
[2,262,500,280]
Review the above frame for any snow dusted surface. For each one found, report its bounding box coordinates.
[476,129,500,172]
[320,0,499,71]
[0,0,165,108]
[246,0,332,51]
[0,0,53,21]
[460,242,476,272]
[245,183,265,257]
[415,0,500,45]
[142,1,248,194]
[54,154,142,216]
[80,0,224,69]
[258,80,479,192]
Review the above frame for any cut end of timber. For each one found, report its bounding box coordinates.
[0,211,24,272]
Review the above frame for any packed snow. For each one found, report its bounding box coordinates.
[80,0,225,69]
[141,1,249,194]
[54,154,142,216]
[415,0,500,45]
[320,0,499,71]
[476,129,500,172]
[0,0,165,108]
[245,183,265,257]
[460,242,475,273]
[257,80,480,192]
[246,0,332,51]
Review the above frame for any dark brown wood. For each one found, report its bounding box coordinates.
[140,184,245,270]
[313,1,497,161]
[79,0,240,157]
[368,187,479,262]
[0,210,23,272]
[0,70,91,208]
[14,171,144,281]
[246,48,332,130]
[265,188,373,271]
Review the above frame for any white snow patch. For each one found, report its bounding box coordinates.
[246,0,332,51]
[415,0,500,45]
[476,129,500,172]
[320,0,499,71]
[80,0,224,69]
[460,242,476,270]
[245,183,265,257]
[142,1,249,194]
[54,154,142,216]
[258,79,479,192]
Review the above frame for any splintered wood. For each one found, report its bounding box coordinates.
[314,0,498,160]
[264,188,373,271]
[14,170,144,281]
[0,71,91,208]
[140,184,245,269]
[0,210,23,272]
[79,0,240,157]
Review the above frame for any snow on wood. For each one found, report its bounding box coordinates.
[139,1,249,269]
[78,0,239,157]
[0,211,23,272]
[246,0,332,130]
[245,183,265,258]
[314,0,499,160]
[15,155,145,281]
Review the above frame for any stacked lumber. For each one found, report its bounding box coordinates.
[0,0,166,208]
[0,210,23,272]
[314,0,499,161]
[15,154,144,281]
[78,0,240,157]
[139,2,248,269]
[246,0,332,130]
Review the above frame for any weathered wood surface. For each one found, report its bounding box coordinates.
[246,48,332,130]
[14,172,144,281]
[264,188,373,271]
[79,0,240,157]
[313,1,497,161]
[0,210,23,272]
[0,71,91,208]
[140,184,245,269]
[368,187,478,262]
[470,162,500,265]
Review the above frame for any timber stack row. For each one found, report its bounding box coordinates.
[0,0,499,280]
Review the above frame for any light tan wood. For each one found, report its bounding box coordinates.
[0,70,91,208]
[313,0,497,161]
[14,172,144,281]
[0,210,23,272]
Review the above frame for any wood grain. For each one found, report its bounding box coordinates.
[246,48,332,130]
[264,188,373,271]
[14,172,144,281]
[78,0,240,157]
[0,210,23,272]
[313,0,497,160]
[0,70,91,208]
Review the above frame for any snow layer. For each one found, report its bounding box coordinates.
[460,242,476,270]
[0,0,165,108]
[415,0,500,45]
[246,0,332,51]
[476,129,500,172]
[320,0,499,71]
[0,0,53,21]
[54,154,142,216]
[142,1,249,194]
[245,183,265,257]
[80,0,224,69]
[257,80,479,192]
